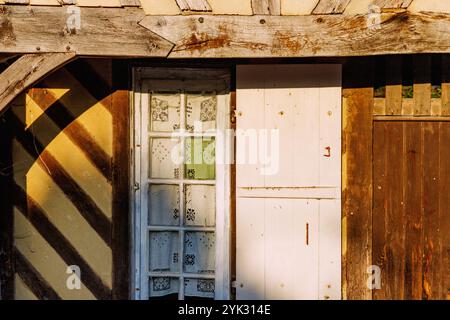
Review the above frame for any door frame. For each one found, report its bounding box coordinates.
[130,67,232,300]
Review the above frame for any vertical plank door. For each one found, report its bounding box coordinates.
[236,65,342,300]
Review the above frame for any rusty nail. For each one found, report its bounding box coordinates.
[260,19,266,24]
[36,46,41,51]
[198,17,204,23]
[66,46,71,51]
[279,111,284,116]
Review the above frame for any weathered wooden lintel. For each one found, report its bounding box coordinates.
[0,6,174,57]
[0,53,76,116]
[140,12,450,58]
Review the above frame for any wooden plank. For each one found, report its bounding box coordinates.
[373,0,413,9]
[0,6,174,57]
[312,0,351,14]
[111,60,130,300]
[252,0,281,15]
[413,55,432,115]
[372,121,388,300]
[442,55,450,116]
[438,123,450,300]
[385,56,403,115]
[0,110,14,300]
[403,122,423,300]
[141,12,450,58]
[422,122,442,299]
[342,59,373,300]
[176,0,212,11]
[384,122,405,299]
[0,53,76,118]
[14,248,61,300]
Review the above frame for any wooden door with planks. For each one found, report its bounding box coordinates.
[371,54,450,300]
[235,65,342,300]
[373,121,450,300]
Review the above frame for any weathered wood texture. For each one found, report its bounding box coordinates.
[373,121,450,300]
[176,0,212,12]
[0,6,173,57]
[141,12,450,58]
[313,0,351,14]
[0,53,76,117]
[342,59,373,300]
[251,0,280,15]
[373,0,413,9]
[111,60,131,300]
[0,107,14,300]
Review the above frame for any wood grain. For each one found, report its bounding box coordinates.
[252,0,281,15]
[0,53,76,117]
[342,59,373,300]
[141,12,450,58]
[313,0,351,14]
[0,6,174,57]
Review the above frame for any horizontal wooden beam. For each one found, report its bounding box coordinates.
[0,6,174,57]
[0,53,76,117]
[140,12,450,58]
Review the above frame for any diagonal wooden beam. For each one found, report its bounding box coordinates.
[0,53,76,117]
[313,0,351,14]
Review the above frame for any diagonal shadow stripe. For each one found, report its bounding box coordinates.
[14,184,112,300]
[8,112,112,248]
[65,60,113,113]
[14,247,61,300]
[28,88,112,182]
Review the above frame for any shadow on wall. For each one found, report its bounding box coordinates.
[0,58,115,300]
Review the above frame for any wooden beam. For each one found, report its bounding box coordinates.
[313,0,351,14]
[111,60,131,300]
[342,58,373,300]
[140,12,450,58]
[0,53,76,117]
[251,0,281,15]
[176,0,212,12]
[0,109,14,300]
[0,6,174,57]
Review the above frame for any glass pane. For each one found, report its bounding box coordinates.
[184,138,215,180]
[149,185,180,226]
[184,278,215,299]
[186,93,217,132]
[149,232,179,273]
[150,92,180,132]
[185,185,215,227]
[183,232,215,274]
[150,138,181,179]
[149,277,179,298]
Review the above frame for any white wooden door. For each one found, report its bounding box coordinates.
[236,65,342,300]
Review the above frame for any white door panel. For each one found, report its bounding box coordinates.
[236,65,341,300]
